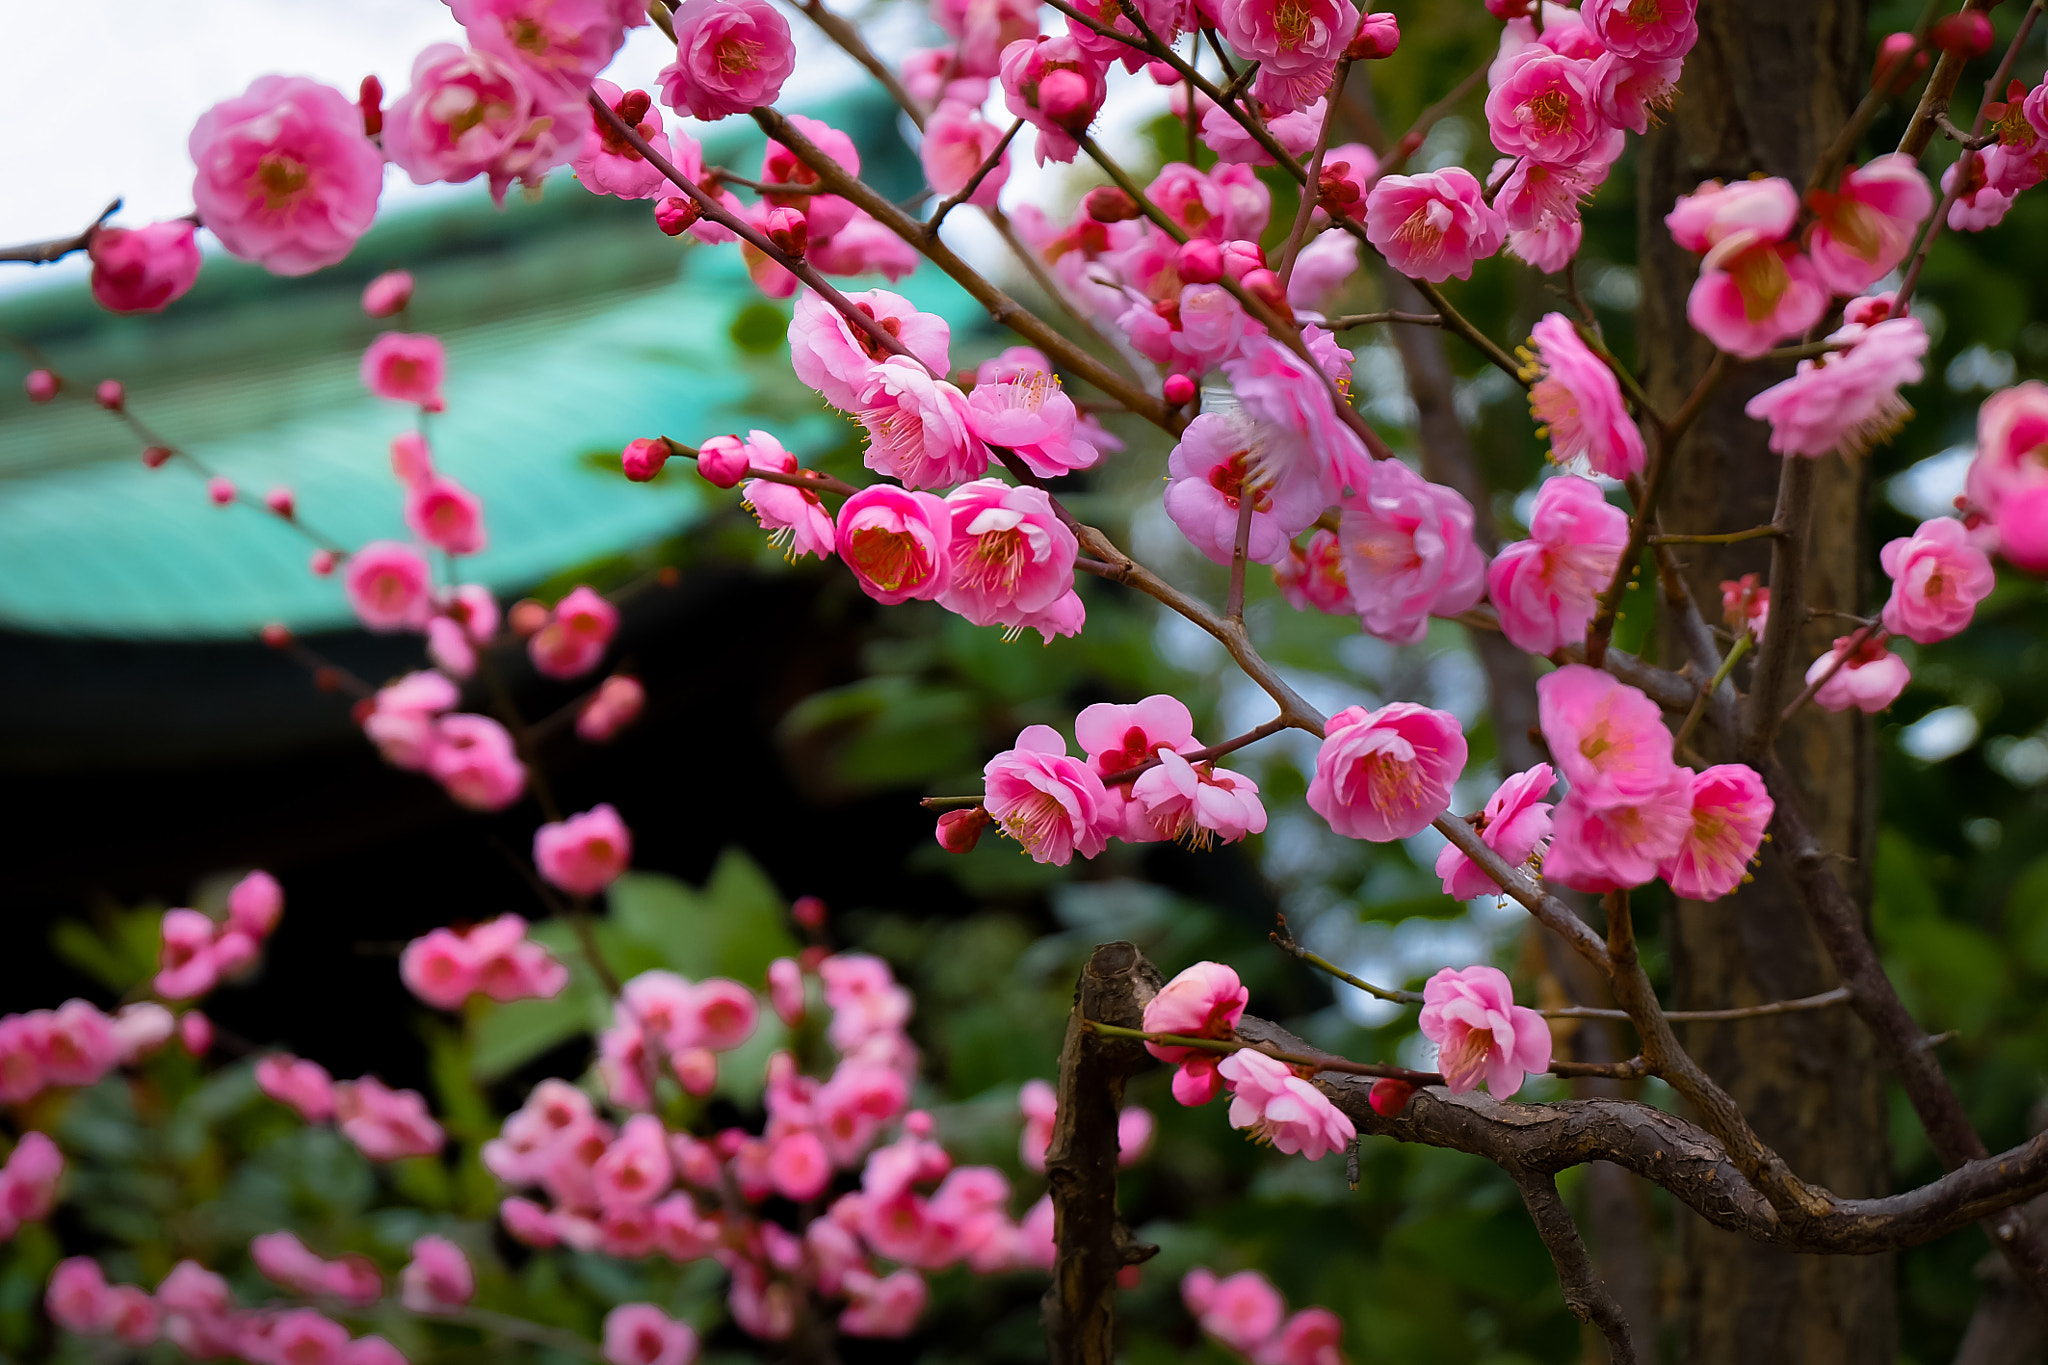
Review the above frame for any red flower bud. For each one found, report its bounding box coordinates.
[265,486,296,518]
[765,206,808,258]
[1084,186,1140,223]
[655,196,701,236]
[1930,11,1994,59]
[1175,237,1224,284]
[1163,373,1197,406]
[207,476,235,507]
[1369,1078,1416,1116]
[95,378,125,410]
[935,806,993,853]
[1346,11,1400,59]
[615,89,653,125]
[358,75,384,138]
[141,444,172,468]
[310,549,337,576]
[260,622,293,648]
[792,895,828,929]
[621,436,672,482]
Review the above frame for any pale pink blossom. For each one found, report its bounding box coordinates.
[362,333,446,410]
[1543,770,1697,892]
[1525,312,1645,478]
[932,0,1041,77]
[1287,230,1361,314]
[789,289,952,413]
[1745,314,1927,459]
[594,1114,673,1211]
[1665,177,1796,252]
[1131,750,1267,847]
[45,1257,116,1336]
[109,1003,175,1064]
[1419,965,1552,1097]
[1659,764,1773,901]
[263,1309,351,1365]
[1337,459,1487,644]
[256,1053,337,1122]
[1275,529,1350,613]
[188,76,382,276]
[534,803,632,896]
[156,908,222,1000]
[382,44,577,196]
[335,1076,445,1161]
[1966,381,2048,525]
[1184,1268,1281,1354]
[686,979,758,1052]
[838,1267,926,1336]
[454,0,626,93]
[1217,1049,1355,1160]
[767,957,806,1026]
[1307,702,1467,841]
[1591,53,1682,134]
[88,222,201,314]
[362,670,459,771]
[1807,633,1911,713]
[741,440,837,562]
[226,870,283,939]
[1485,49,1603,165]
[391,429,435,487]
[808,212,922,281]
[425,713,528,810]
[1687,233,1829,358]
[1364,168,1506,283]
[1942,156,2014,232]
[999,36,1109,165]
[253,1230,379,1304]
[983,724,1109,865]
[529,584,618,678]
[363,271,413,317]
[400,929,479,1009]
[936,479,1081,637]
[344,541,433,632]
[578,675,646,742]
[603,1303,699,1365]
[1581,0,1697,60]
[576,83,674,200]
[1435,763,1557,900]
[1258,1307,1347,1365]
[1165,412,1326,567]
[404,476,487,555]
[856,359,988,489]
[921,100,1012,207]
[396,1236,473,1315]
[1488,475,1627,654]
[1536,665,1680,808]
[1202,98,1326,166]
[1805,154,1933,295]
[1880,516,1996,643]
[965,369,1100,479]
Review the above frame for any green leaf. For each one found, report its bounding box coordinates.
[470,989,599,1082]
[606,850,799,985]
[729,300,790,354]
[50,908,163,995]
[2007,853,2048,976]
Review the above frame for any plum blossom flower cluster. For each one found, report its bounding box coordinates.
[1183,1266,1349,1365]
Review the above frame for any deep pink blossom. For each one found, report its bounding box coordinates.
[382,44,586,200]
[1418,965,1552,1097]
[1966,381,2048,526]
[1217,1049,1355,1160]
[603,1303,699,1365]
[1165,412,1326,567]
[1218,0,1357,93]
[789,289,952,412]
[1942,156,2014,232]
[576,82,673,200]
[534,803,632,896]
[529,585,617,680]
[88,222,201,314]
[363,271,413,317]
[936,479,1081,639]
[932,0,1041,76]
[964,370,1099,479]
[1485,49,1603,165]
[741,439,837,562]
[1880,516,1996,643]
[1184,1268,1284,1354]
[1659,764,1773,901]
[999,36,1109,164]
[334,1076,445,1161]
[1581,0,1697,60]
[1306,702,1467,842]
[1131,750,1267,847]
[1364,168,1505,283]
[1591,52,1682,133]
[836,485,954,605]
[226,871,283,940]
[344,542,432,632]
[361,333,446,410]
[188,76,382,276]
[1525,312,1645,479]
[1076,695,1197,841]
[1807,633,1910,713]
[400,929,478,1009]
[658,0,795,119]
[856,358,988,488]
[405,476,487,555]
[427,713,528,810]
[1805,154,1933,295]
[1688,233,1829,357]
[1275,529,1350,613]
[1337,459,1486,645]
[1435,763,1557,900]
[1537,665,1680,809]
[453,0,626,93]
[1543,770,1696,892]
[1745,314,1926,459]
[1488,476,1627,653]
[983,724,1108,865]
[156,908,222,1000]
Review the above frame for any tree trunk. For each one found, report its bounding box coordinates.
[1637,3,1892,1362]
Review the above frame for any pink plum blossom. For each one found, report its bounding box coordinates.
[398,1236,473,1315]
[1687,234,1829,358]
[226,871,283,939]
[1287,229,1361,313]
[256,1054,336,1122]
[400,929,478,1009]
[999,36,1109,164]
[742,440,837,561]
[1807,633,1910,713]
[1659,764,1773,901]
[1418,965,1552,1097]
[453,0,627,93]
[382,44,586,200]
[1218,0,1357,97]
[808,212,922,280]
[534,803,633,896]
[936,479,1082,640]
[1487,475,1628,654]
[88,222,201,314]
[856,358,988,488]
[578,674,646,742]
[405,476,487,555]
[363,271,413,317]
[1165,412,1326,567]
[576,83,674,200]
[344,542,433,632]
[45,1258,118,1337]
[840,1267,927,1336]
[530,585,619,678]
[334,1076,445,1161]
[1966,380,2048,534]
[1745,314,1927,459]
[1435,763,1557,900]
[1130,750,1268,847]
[603,1303,699,1365]
[1216,1049,1355,1160]
[156,908,222,1000]
[361,333,446,410]
[983,724,1109,865]
[921,101,1012,208]
[1275,529,1350,613]
[1364,168,1506,283]
[1543,770,1697,892]
[658,0,795,119]
[1591,53,1683,134]
[1581,0,1698,60]
[788,289,952,412]
[426,713,528,810]
[1183,1268,1283,1355]
[1485,50,1603,165]
[1202,98,1326,166]
[964,370,1100,479]
[758,115,862,239]
[1536,665,1680,809]
[594,1115,673,1210]
[1337,458,1487,645]
[1076,694,1197,841]
[1525,312,1646,478]
[836,485,954,605]
[1880,516,1996,644]
[1306,703,1467,842]
[1805,154,1933,295]
[188,76,383,276]
[1943,156,2014,232]
[933,0,1041,75]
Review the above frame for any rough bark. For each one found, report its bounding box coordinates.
[1637,1,1891,1360]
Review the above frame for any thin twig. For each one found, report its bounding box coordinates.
[0,198,120,265]
[925,119,1024,235]
[1672,632,1751,755]
[1513,1173,1640,1365]
[1327,310,1444,329]
[1651,526,1786,545]
[1277,59,1350,286]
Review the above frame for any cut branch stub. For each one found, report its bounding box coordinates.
[1043,941,1163,1365]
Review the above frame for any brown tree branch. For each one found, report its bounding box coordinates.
[0,199,120,265]
[1511,1171,1640,1364]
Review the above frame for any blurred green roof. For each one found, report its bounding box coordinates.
[0,97,973,639]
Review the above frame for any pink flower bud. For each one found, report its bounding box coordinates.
[1931,11,1994,59]
[179,1011,213,1057]
[695,433,753,487]
[1084,186,1140,222]
[142,444,172,468]
[265,486,296,518]
[1873,31,1927,93]
[621,437,672,482]
[88,221,202,314]
[934,807,992,853]
[577,675,646,743]
[1175,238,1224,284]
[207,476,236,507]
[765,206,808,257]
[227,870,284,938]
[654,196,701,236]
[358,74,384,137]
[1219,238,1265,281]
[508,599,549,636]
[362,270,413,317]
[767,957,805,1025]
[309,548,337,576]
[1036,69,1095,128]
[1162,373,1197,406]
[25,370,58,403]
[1237,268,1294,324]
[1347,11,1400,59]
[1369,1077,1416,1115]
[671,1047,718,1096]
[791,895,827,929]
